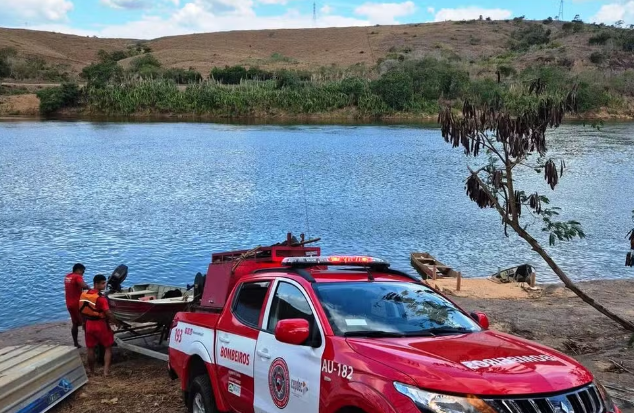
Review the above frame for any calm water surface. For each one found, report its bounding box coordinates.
[1,120,633,331]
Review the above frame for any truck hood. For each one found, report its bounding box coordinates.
[346,330,593,396]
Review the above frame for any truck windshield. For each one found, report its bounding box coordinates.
[313,282,481,336]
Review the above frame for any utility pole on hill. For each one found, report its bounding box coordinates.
[557,0,564,21]
[313,2,317,27]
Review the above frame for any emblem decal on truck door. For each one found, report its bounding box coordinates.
[268,357,290,409]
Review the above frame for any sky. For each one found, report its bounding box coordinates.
[0,0,633,39]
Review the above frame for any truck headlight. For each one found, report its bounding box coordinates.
[394,383,494,413]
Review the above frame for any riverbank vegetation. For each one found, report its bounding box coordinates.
[4,18,634,118]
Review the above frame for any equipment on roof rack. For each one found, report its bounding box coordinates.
[281,256,389,267]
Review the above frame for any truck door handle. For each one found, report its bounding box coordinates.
[257,349,271,359]
[218,336,230,343]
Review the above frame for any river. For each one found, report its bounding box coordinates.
[0,120,632,331]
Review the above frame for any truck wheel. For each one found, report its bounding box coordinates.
[188,375,216,413]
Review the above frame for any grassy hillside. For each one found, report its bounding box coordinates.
[2,18,634,119]
[2,19,634,78]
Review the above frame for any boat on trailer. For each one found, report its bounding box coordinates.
[105,233,321,361]
[410,252,459,280]
[105,265,194,325]
[107,283,194,325]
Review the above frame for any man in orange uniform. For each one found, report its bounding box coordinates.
[80,274,117,376]
[64,263,90,348]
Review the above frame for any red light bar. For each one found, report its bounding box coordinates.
[281,256,389,267]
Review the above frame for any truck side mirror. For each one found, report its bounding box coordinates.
[470,312,490,329]
[274,319,310,345]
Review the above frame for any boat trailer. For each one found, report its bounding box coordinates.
[112,321,171,361]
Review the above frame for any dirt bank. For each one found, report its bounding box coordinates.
[0,94,40,116]
[1,280,633,413]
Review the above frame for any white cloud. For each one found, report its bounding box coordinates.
[433,6,512,22]
[591,2,634,24]
[1,0,73,22]
[427,7,435,14]
[101,0,150,9]
[354,1,416,25]
[321,4,333,14]
[258,0,289,4]
[27,0,369,39]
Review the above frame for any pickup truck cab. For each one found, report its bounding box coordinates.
[168,244,618,413]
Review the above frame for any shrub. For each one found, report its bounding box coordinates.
[129,54,161,73]
[337,77,368,104]
[0,58,9,78]
[81,61,123,88]
[558,57,575,69]
[97,49,129,62]
[510,25,551,51]
[543,17,553,25]
[246,67,273,81]
[622,31,634,52]
[211,66,248,84]
[590,52,605,64]
[576,81,611,112]
[163,68,202,84]
[400,58,469,100]
[498,65,516,77]
[370,70,413,110]
[0,85,29,95]
[589,32,611,45]
[562,22,583,34]
[275,70,301,89]
[520,66,569,91]
[36,83,81,115]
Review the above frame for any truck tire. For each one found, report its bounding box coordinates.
[188,375,216,413]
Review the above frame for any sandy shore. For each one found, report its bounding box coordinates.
[2,279,634,413]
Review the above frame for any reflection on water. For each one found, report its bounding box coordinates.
[0,120,632,331]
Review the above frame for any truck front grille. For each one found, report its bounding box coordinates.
[484,385,606,413]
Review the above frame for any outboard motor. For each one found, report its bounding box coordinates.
[107,264,128,294]
[187,272,206,301]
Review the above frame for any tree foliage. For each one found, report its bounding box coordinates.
[210,66,275,84]
[36,83,81,115]
[81,61,123,88]
[370,70,414,110]
[163,68,203,84]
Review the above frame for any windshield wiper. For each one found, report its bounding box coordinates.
[343,331,407,338]
[414,327,471,336]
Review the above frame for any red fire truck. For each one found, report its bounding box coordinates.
[168,239,618,413]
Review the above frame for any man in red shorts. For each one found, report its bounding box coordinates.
[79,274,117,376]
[64,263,90,348]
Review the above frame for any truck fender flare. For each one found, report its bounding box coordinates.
[184,342,230,412]
[188,341,213,364]
[327,382,399,413]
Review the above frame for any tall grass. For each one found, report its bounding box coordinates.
[86,78,414,116]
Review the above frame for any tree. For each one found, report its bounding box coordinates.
[36,82,81,115]
[625,211,634,268]
[615,20,624,28]
[437,81,634,331]
[370,70,414,110]
[81,61,123,88]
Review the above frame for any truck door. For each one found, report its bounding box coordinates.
[253,279,324,413]
[216,280,272,413]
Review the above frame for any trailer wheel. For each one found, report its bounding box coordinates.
[188,375,216,413]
